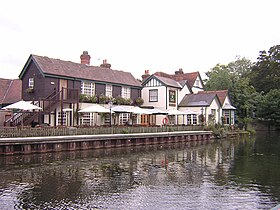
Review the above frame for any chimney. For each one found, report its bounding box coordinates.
[100,59,111,68]
[141,70,150,81]
[175,68,184,75]
[80,51,91,65]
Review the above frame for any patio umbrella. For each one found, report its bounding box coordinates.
[78,104,112,113]
[130,107,152,114]
[2,100,42,111]
[111,106,131,113]
[167,109,186,115]
[148,108,168,115]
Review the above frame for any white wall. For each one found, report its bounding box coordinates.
[142,86,167,110]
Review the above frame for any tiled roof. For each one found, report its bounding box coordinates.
[28,55,142,87]
[198,90,228,105]
[153,71,200,88]
[179,93,219,107]
[153,75,181,88]
[0,78,22,105]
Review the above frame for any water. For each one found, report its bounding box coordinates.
[0,131,279,210]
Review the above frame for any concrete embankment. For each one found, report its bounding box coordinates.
[0,131,212,155]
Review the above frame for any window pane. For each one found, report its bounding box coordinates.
[149,89,158,102]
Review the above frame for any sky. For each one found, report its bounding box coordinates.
[0,0,279,80]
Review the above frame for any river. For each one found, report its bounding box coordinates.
[0,131,279,210]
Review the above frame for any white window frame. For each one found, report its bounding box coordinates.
[81,81,95,96]
[58,111,67,125]
[121,87,131,99]
[149,89,158,102]
[106,84,113,97]
[80,113,95,126]
[28,78,34,89]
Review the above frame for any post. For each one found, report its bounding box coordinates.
[108,101,113,127]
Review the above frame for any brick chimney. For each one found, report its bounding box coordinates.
[80,51,91,65]
[100,59,111,68]
[175,68,184,75]
[141,70,150,81]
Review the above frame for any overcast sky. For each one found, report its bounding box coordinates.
[0,0,279,80]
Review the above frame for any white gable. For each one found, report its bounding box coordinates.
[144,78,163,87]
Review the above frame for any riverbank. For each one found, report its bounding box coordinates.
[0,130,213,155]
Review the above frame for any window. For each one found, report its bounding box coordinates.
[119,113,129,125]
[193,115,197,124]
[81,81,95,96]
[28,78,34,89]
[187,114,192,125]
[169,90,176,103]
[149,89,158,102]
[106,85,112,97]
[80,113,95,126]
[121,87,131,99]
[58,111,66,125]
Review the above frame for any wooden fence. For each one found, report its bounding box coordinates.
[0,125,204,138]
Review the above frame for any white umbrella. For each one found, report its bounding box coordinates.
[148,108,168,115]
[78,104,112,113]
[111,106,131,113]
[2,100,42,111]
[180,109,198,115]
[130,107,152,114]
[167,109,186,115]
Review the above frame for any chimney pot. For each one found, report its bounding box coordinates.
[80,51,91,65]
[100,59,111,68]
[142,70,150,81]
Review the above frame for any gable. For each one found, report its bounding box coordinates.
[142,75,181,88]
[143,76,164,87]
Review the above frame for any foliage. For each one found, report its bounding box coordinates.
[208,114,215,125]
[134,97,144,106]
[198,114,205,125]
[204,64,233,91]
[250,45,280,93]
[79,94,90,102]
[204,56,253,92]
[98,94,112,104]
[79,94,97,103]
[115,96,132,105]
[257,89,280,127]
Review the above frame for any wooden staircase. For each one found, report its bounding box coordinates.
[5,88,79,127]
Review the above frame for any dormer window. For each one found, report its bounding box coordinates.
[28,78,34,89]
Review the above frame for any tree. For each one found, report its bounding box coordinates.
[250,45,280,93]
[257,89,280,128]
[204,64,233,91]
[231,77,261,129]
[205,56,253,92]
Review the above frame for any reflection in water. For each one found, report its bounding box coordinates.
[0,132,279,209]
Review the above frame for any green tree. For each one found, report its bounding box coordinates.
[204,64,233,91]
[250,45,280,93]
[231,77,261,129]
[257,89,280,128]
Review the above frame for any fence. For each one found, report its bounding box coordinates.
[0,125,204,138]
